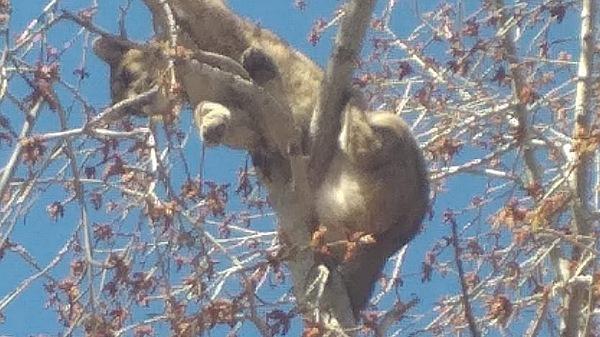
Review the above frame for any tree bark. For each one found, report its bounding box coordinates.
[563,1,596,336]
[308,0,377,189]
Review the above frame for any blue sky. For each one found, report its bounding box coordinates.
[0,0,584,336]
[1,1,475,335]
[1,1,357,335]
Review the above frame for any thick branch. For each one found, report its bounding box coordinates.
[179,58,357,334]
[564,1,596,336]
[569,0,596,241]
[308,0,377,188]
[136,0,376,332]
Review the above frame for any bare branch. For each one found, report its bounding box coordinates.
[0,98,43,214]
[0,228,77,312]
[87,86,159,127]
[375,298,419,337]
[564,1,597,336]
[493,0,542,185]
[308,0,378,188]
[61,10,146,51]
[447,213,481,337]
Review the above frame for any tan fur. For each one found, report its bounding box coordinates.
[318,108,428,249]
[149,0,323,127]
[93,0,429,315]
[95,0,321,131]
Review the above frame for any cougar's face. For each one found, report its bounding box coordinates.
[94,38,172,118]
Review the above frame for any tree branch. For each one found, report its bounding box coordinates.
[62,10,146,51]
[447,213,480,337]
[116,0,378,333]
[564,1,596,336]
[0,98,42,213]
[492,0,542,186]
[308,0,378,188]
[175,25,359,337]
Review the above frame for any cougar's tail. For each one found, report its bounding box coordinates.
[339,230,414,317]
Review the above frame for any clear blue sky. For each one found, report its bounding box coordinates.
[0,1,476,335]
[0,1,582,336]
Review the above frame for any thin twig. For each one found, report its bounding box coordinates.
[0,98,43,215]
[447,213,481,337]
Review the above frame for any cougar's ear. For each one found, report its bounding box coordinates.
[93,37,131,65]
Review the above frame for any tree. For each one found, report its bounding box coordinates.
[0,0,598,337]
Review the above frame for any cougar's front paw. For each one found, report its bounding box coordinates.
[195,102,232,146]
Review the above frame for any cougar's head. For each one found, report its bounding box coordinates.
[93,37,176,120]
